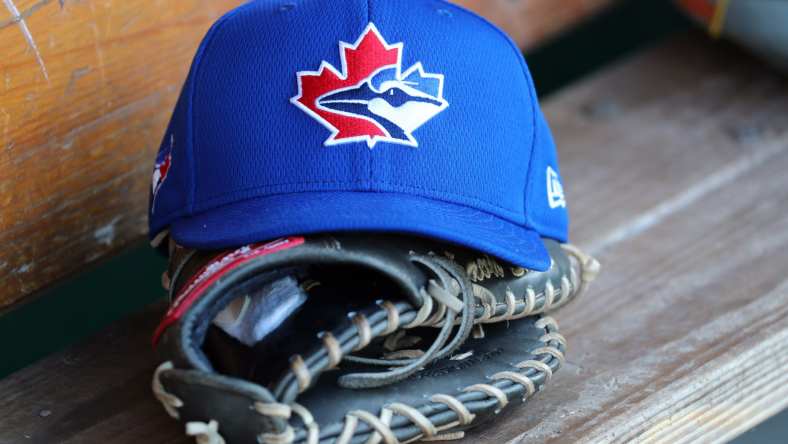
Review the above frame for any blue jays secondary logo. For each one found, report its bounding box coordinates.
[291,23,448,148]
[151,134,173,211]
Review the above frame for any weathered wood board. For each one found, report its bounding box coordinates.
[0,0,612,311]
[462,34,788,444]
[3,31,787,443]
[0,0,245,309]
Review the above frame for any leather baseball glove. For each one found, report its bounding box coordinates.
[151,234,598,444]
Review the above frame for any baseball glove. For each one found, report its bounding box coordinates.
[151,234,599,444]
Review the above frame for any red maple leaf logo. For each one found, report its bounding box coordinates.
[291,24,403,146]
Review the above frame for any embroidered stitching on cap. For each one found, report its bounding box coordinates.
[291,23,449,148]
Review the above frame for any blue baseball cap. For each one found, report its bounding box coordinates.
[148,0,568,271]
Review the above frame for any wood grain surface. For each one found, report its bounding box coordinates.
[0,0,610,311]
[463,34,788,444]
[0,0,244,309]
[2,32,787,444]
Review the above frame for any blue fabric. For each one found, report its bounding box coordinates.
[148,0,569,271]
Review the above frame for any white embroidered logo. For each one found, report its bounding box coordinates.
[546,166,566,209]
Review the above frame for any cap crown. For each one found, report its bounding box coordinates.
[149,0,568,248]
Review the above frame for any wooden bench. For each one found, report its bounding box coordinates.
[3,31,787,443]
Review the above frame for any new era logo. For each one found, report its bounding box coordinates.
[547,166,566,209]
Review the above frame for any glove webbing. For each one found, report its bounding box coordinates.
[338,254,475,389]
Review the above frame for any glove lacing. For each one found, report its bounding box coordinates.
[337,254,476,389]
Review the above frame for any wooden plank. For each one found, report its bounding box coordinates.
[455,0,614,49]
[545,37,788,247]
[0,0,609,312]
[0,303,185,444]
[460,33,788,443]
[0,0,244,309]
[3,31,788,444]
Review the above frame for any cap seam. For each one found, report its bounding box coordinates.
[171,188,528,226]
[435,0,538,218]
[521,72,541,232]
[155,184,526,227]
[199,179,521,213]
[523,107,540,230]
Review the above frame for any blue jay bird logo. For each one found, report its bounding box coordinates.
[151,134,173,212]
[292,24,449,148]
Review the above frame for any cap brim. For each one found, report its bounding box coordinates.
[170,192,551,271]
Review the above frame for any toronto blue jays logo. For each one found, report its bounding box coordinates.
[291,23,448,148]
[151,134,173,211]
